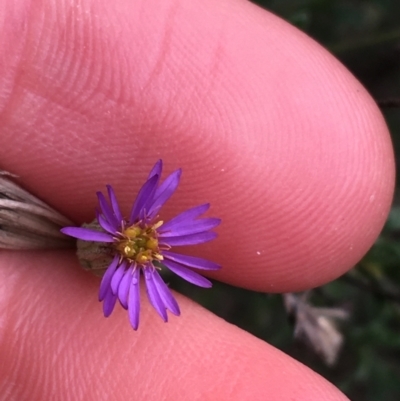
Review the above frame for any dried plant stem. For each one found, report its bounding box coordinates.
[0,171,75,250]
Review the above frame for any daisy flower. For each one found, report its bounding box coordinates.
[61,160,221,329]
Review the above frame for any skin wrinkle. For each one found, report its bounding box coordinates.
[12,270,57,400]
[140,2,179,95]
[0,260,19,356]
[61,2,94,108]
[40,5,101,114]
[0,1,33,121]
[81,12,136,110]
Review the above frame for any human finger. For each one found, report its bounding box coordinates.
[0,0,394,292]
[0,250,349,401]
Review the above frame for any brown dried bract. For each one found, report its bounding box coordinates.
[0,171,75,250]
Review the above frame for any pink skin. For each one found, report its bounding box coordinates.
[0,0,394,400]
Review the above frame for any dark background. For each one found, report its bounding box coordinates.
[169,2,400,400]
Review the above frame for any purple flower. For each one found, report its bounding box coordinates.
[61,160,221,329]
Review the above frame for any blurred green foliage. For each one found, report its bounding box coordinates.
[171,2,400,400]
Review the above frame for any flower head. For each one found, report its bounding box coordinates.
[61,160,221,329]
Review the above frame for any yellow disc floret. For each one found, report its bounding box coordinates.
[115,221,163,266]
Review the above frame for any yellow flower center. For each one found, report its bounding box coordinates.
[115,221,163,266]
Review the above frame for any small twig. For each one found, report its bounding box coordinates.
[330,28,400,54]
[340,273,400,304]
[377,98,400,109]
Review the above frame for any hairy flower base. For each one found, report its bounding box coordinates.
[61,160,221,330]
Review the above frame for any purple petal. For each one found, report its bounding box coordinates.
[160,204,210,232]
[118,267,133,309]
[162,260,212,288]
[107,185,123,222]
[160,231,217,246]
[159,218,220,237]
[110,260,127,294]
[103,288,118,317]
[148,160,163,178]
[97,211,117,235]
[144,269,168,321]
[97,191,119,230]
[128,268,141,330]
[152,270,180,315]
[154,168,181,198]
[148,169,181,218]
[129,174,159,224]
[163,251,221,270]
[61,227,114,242]
[99,256,120,301]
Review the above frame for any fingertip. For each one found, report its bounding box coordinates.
[0,251,349,401]
[0,0,394,292]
